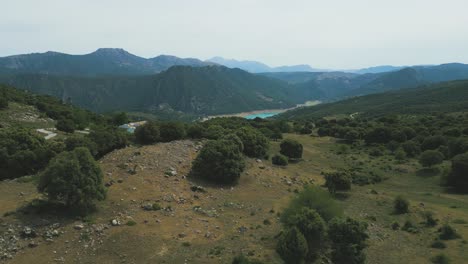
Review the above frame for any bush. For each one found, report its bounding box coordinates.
[0,97,8,109]
[191,139,245,184]
[394,148,407,161]
[134,121,160,144]
[37,147,106,215]
[324,171,351,193]
[447,153,468,193]
[65,135,98,157]
[431,254,450,264]
[328,217,369,264]
[439,224,460,240]
[56,118,75,133]
[280,139,303,159]
[159,122,186,142]
[220,134,244,152]
[431,240,447,249]
[272,154,288,166]
[281,186,343,222]
[422,136,447,151]
[88,127,128,158]
[187,124,206,139]
[284,208,327,261]
[126,220,137,226]
[276,227,308,264]
[419,150,444,168]
[236,127,269,158]
[422,211,438,227]
[402,141,421,157]
[394,196,409,214]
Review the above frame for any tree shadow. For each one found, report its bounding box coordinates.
[416,167,440,178]
[333,192,351,201]
[9,198,92,227]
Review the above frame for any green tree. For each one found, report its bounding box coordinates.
[187,124,206,139]
[159,122,186,142]
[272,154,288,166]
[328,217,369,264]
[236,127,269,158]
[324,171,351,194]
[38,147,106,214]
[276,227,308,264]
[191,139,245,184]
[419,150,444,168]
[285,208,327,261]
[112,112,129,126]
[134,121,160,144]
[280,139,303,159]
[56,118,75,133]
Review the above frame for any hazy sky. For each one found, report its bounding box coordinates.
[1,0,468,69]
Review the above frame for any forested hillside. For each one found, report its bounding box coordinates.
[278,80,468,119]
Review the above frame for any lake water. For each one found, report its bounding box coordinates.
[244,112,280,119]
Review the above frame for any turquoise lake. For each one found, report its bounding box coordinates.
[244,112,280,119]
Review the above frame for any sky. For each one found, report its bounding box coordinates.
[1,0,468,69]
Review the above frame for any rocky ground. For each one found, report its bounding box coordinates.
[0,139,314,263]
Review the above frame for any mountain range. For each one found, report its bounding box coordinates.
[0,48,214,76]
[206,56,322,73]
[1,49,468,119]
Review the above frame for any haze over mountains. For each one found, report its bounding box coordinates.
[1,48,468,119]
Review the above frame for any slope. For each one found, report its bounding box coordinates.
[277,79,468,119]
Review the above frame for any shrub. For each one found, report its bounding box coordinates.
[56,118,75,133]
[431,254,450,264]
[236,127,269,158]
[152,203,162,211]
[431,240,447,249]
[422,211,438,227]
[159,122,186,142]
[402,220,419,233]
[88,127,128,158]
[324,171,351,193]
[439,224,460,240]
[272,154,288,166]
[281,186,343,222]
[134,121,160,144]
[394,148,407,161]
[328,217,369,264]
[391,222,400,230]
[280,139,303,159]
[447,153,468,193]
[204,125,225,140]
[276,227,308,264]
[0,97,8,109]
[38,147,106,215]
[394,196,409,214]
[419,150,444,168]
[187,124,206,139]
[126,220,137,226]
[65,135,98,156]
[191,139,245,184]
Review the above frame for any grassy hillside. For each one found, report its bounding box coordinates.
[278,80,468,120]
[0,66,309,116]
